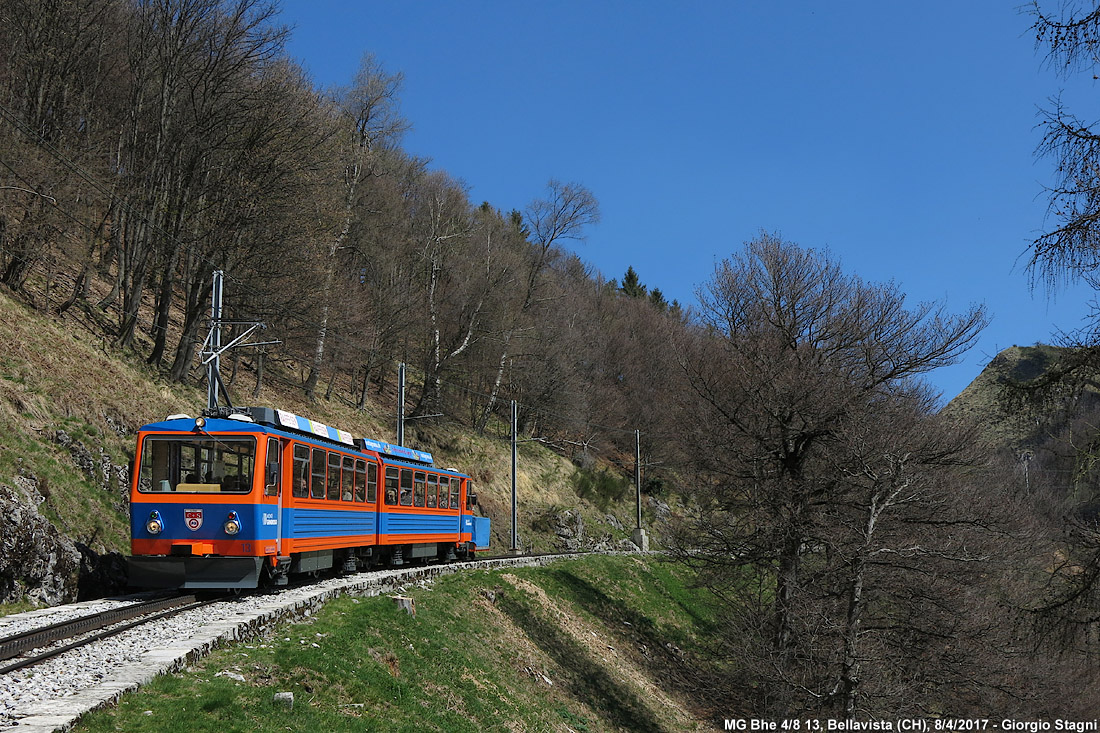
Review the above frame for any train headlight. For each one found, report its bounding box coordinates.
[224,511,241,536]
[146,511,163,535]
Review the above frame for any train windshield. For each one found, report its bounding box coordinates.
[137,436,256,494]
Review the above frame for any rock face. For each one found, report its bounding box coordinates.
[53,429,129,502]
[553,509,586,552]
[647,496,672,525]
[547,508,647,553]
[0,483,81,606]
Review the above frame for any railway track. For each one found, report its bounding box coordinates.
[0,594,219,675]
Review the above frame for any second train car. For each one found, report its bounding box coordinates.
[127,406,490,589]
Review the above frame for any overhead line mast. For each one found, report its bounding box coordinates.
[201,270,280,413]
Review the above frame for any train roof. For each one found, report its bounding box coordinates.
[139,406,440,469]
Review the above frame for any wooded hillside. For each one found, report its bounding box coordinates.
[0,0,688,478]
[7,0,1100,719]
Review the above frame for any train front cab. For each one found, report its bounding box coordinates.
[128,416,283,589]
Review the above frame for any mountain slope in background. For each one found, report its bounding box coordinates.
[943,344,1071,449]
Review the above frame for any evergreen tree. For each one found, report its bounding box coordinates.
[620,266,647,298]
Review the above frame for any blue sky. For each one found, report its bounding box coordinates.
[278,0,1098,403]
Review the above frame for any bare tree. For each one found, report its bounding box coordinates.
[0,0,124,294]
[995,3,1100,671]
[1028,1,1100,289]
[402,170,474,415]
[303,53,408,402]
[474,180,600,432]
[669,234,989,715]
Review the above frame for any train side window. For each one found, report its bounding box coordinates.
[384,467,399,505]
[451,479,461,509]
[292,445,310,498]
[400,469,413,506]
[327,452,341,501]
[310,448,326,500]
[426,474,437,508]
[341,456,354,501]
[439,477,450,509]
[265,438,281,496]
[367,463,378,503]
[354,460,366,502]
[413,471,426,507]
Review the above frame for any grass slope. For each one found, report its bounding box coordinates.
[76,555,720,732]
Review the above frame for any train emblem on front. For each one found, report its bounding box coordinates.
[184,508,203,531]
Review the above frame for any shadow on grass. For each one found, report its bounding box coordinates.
[540,565,727,713]
[555,563,714,634]
[546,565,711,652]
[496,590,669,733]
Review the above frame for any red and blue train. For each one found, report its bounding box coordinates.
[127,406,490,589]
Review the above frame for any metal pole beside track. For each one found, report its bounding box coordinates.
[198,271,277,412]
[635,429,642,530]
[632,428,649,551]
[511,399,519,553]
[397,362,406,447]
[207,270,223,412]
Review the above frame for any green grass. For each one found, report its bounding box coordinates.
[76,556,718,733]
[0,598,38,616]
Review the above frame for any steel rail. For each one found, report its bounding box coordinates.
[0,595,218,675]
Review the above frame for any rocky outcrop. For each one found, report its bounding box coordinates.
[0,426,133,608]
[52,429,129,502]
[647,496,672,525]
[547,508,648,552]
[0,481,81,606]
[553,508,586,552]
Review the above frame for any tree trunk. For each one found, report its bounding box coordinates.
[305,153,359,402]
[58,263,89,314]
[324,347,339,401]
[146,261,175,365]
[774,516,804,658]
[0,238,37,290]
[303,295,329,402]
[116,210,154,349]
[356,362,372,410]
[838,545,869,716]
[167,275,212,383]
[96,203,122,311]
[476,330,512,434]
[252,349,265,398]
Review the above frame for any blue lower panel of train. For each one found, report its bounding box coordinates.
[380,512,461,537]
